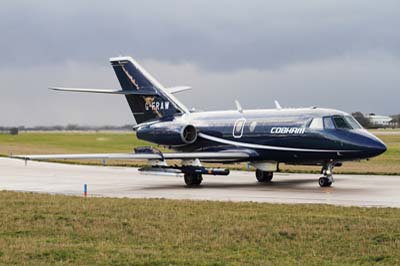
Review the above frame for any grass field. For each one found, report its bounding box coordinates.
[0,131,399,175]
[0,191,399,265]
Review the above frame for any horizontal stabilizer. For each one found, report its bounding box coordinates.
[165,86,191,94]
[49,87,158,96]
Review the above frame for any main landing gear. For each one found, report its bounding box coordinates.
[318,161,341,187]
[255,169,273,183]
[184,173,203,186]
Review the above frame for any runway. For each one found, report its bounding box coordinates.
[0,157,399,207]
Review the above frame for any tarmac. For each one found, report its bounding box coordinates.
[1,157,399,207]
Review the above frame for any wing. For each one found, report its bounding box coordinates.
[12,151,250,162]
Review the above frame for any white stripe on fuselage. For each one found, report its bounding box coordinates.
[198,133,358,153]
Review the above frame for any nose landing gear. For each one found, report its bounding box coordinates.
[319,161,341,187]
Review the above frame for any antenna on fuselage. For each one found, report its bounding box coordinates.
[274,100,282,110]
[235,100,243,113]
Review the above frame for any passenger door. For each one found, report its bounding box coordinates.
[233,118,246,138]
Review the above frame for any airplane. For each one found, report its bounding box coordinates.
[14,56,387,187]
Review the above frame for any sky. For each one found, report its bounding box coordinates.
[1,0,399,126]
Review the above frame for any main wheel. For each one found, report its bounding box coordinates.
[256,170,273,183]
[318,177,332,187]
[184,173,203,186]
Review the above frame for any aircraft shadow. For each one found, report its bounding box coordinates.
[140,178,366,193]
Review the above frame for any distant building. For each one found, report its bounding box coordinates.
[10,128,19,135]
[366,114,393,128]
[0,127,19,135]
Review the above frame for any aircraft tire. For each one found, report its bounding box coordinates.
[256,170,273,183]
[184,173,203,186]
[318,177,332,187]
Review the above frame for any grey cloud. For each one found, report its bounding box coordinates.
[0,0,399,126]
[0,0,399,71]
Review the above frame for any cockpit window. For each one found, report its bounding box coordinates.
[321,115,362,130]
[333,116,352,129]
[309,118,323,129]
[323,117,335,129]
[345,116,362,129]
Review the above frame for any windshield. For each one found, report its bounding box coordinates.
[344,116,362,129]
[333,116,352,129]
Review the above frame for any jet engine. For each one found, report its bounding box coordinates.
[136,123,198,146]
[181,124,197,144]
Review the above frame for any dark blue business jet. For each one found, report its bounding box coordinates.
[16,56,387,187]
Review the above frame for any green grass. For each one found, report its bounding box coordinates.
[0,132,149,154]
[0,132,154,168]
[0,191,399,265]
[0,132,399,175]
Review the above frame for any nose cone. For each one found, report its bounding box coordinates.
[359,132,387,157]
[333,130,387,159]
[369,139,387,157]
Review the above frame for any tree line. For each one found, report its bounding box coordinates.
[1,113,400,133]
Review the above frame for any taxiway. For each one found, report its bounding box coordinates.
[0,157,399,207]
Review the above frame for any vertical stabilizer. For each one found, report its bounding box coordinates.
[110,56,188,124]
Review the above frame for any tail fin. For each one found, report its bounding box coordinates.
[110,56,189,124]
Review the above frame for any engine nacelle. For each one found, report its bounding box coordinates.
[136,123,198,146]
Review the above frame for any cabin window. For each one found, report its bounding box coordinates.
[249,121,257,132]
[333,116,352,129]
[309,118,323,129]
[323,117,335,129]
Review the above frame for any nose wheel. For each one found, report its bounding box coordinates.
[318,176,333,187]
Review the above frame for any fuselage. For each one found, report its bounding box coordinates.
[136,107,387,165]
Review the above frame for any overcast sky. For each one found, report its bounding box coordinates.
[1,0,399,126]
